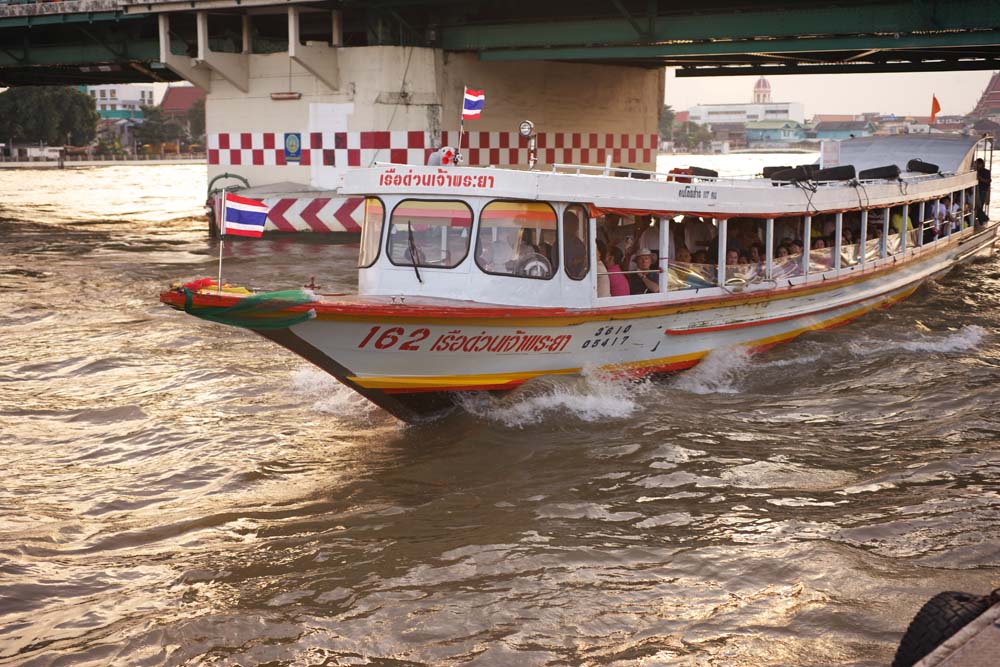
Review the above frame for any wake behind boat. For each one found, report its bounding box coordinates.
[161,134,998,421]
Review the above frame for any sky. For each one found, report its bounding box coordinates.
[665,68,996,118]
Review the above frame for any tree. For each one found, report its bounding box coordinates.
[187,97,206,142]
[673,121,713,152]
[134,105,185,148]
[659,104,676,142]
[0,86,99,145]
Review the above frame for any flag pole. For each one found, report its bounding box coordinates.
[217,190,226,294]
[458,85,466,164]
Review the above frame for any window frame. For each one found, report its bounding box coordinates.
[386,198,475,270]
[474,199,560,281]
[562,203,591,281]
[357,196,386,269]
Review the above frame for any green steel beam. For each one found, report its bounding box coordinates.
[0,40,162,66]
[674,58,1000,76]
[440,1,1000,50]
[476,31,1000,62]
[0,11,142,29]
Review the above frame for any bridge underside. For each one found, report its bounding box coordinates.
[2,0,1000,86]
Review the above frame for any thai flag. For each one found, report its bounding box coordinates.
[462,87,485,119]
[223,193,269,238]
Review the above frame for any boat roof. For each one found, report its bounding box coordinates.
[838,133,980,173]
[341,134,983,218]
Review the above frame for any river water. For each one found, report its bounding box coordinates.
[2,158,999,667]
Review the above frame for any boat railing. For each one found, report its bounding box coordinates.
[548,162,966,188]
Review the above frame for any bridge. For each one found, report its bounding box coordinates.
[2,0,1000,86]
[3,1,998,234]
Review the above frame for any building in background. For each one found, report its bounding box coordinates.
[810,120,876,140]
[688,77,805,125]
[160,85,206,127]
[745,120,805,146]
[970,71,1000,120]
[85,84,154,119]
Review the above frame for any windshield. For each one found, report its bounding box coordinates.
[387,199,473,268]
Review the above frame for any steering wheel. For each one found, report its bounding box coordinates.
[515,252,553,278]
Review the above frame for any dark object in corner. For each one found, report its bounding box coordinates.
[891,590,992,667]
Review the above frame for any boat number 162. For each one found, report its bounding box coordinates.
[357,326,430,351]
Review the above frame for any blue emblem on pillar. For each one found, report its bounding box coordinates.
[284,133,301,163]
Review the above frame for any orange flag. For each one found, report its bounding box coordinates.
[930,94,942,124]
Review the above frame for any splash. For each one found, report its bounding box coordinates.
[457,366,645,428]
[848,324,987,357]
[289,367,387,421]
[671,346,752,395]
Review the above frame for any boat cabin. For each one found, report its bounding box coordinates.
[344,135,990,310]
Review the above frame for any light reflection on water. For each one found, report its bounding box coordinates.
[1,161,999,666]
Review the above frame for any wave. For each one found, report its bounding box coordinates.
[457,365,647,428]
[848,324,987,357]
[671,346,752,395]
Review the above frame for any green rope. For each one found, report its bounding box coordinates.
[182,288,316,330]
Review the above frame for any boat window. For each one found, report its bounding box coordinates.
[724,217,765,281]
[840,211,862,267]
[358,197,385,268]
[476,201,559,279]
[865,209,887,261]
[387,199,473,269]
[667,215,720,290]
[807,214,835,272]
[563,205,589,280]
[770,216,805,279]
[887,205,911,255]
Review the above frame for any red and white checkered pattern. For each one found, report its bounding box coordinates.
[208,131,658,167]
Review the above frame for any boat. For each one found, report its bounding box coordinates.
[160,134,998,422]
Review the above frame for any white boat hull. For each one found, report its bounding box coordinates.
[235,224,996,420]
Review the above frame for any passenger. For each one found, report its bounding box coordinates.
[789,241,803,256]
[605,245,630,296]
[628,247,660,294]
[725,249,739,265]
[890,209,913,234]
[564,234,588,279]
[776,245,790,259]
[948,196,962,230]
[930,197,949,239]
[595,240,611,297]
[692,250,709,265]
[975,158,991,224]
[675,246,693,264]
[812,238,826,250]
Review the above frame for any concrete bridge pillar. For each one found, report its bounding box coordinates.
[155,6,662,232]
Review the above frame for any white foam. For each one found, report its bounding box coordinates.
[849,324,987,357]
[458,366,643,428]
[289,367,388,421]
[671,346,752,394]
